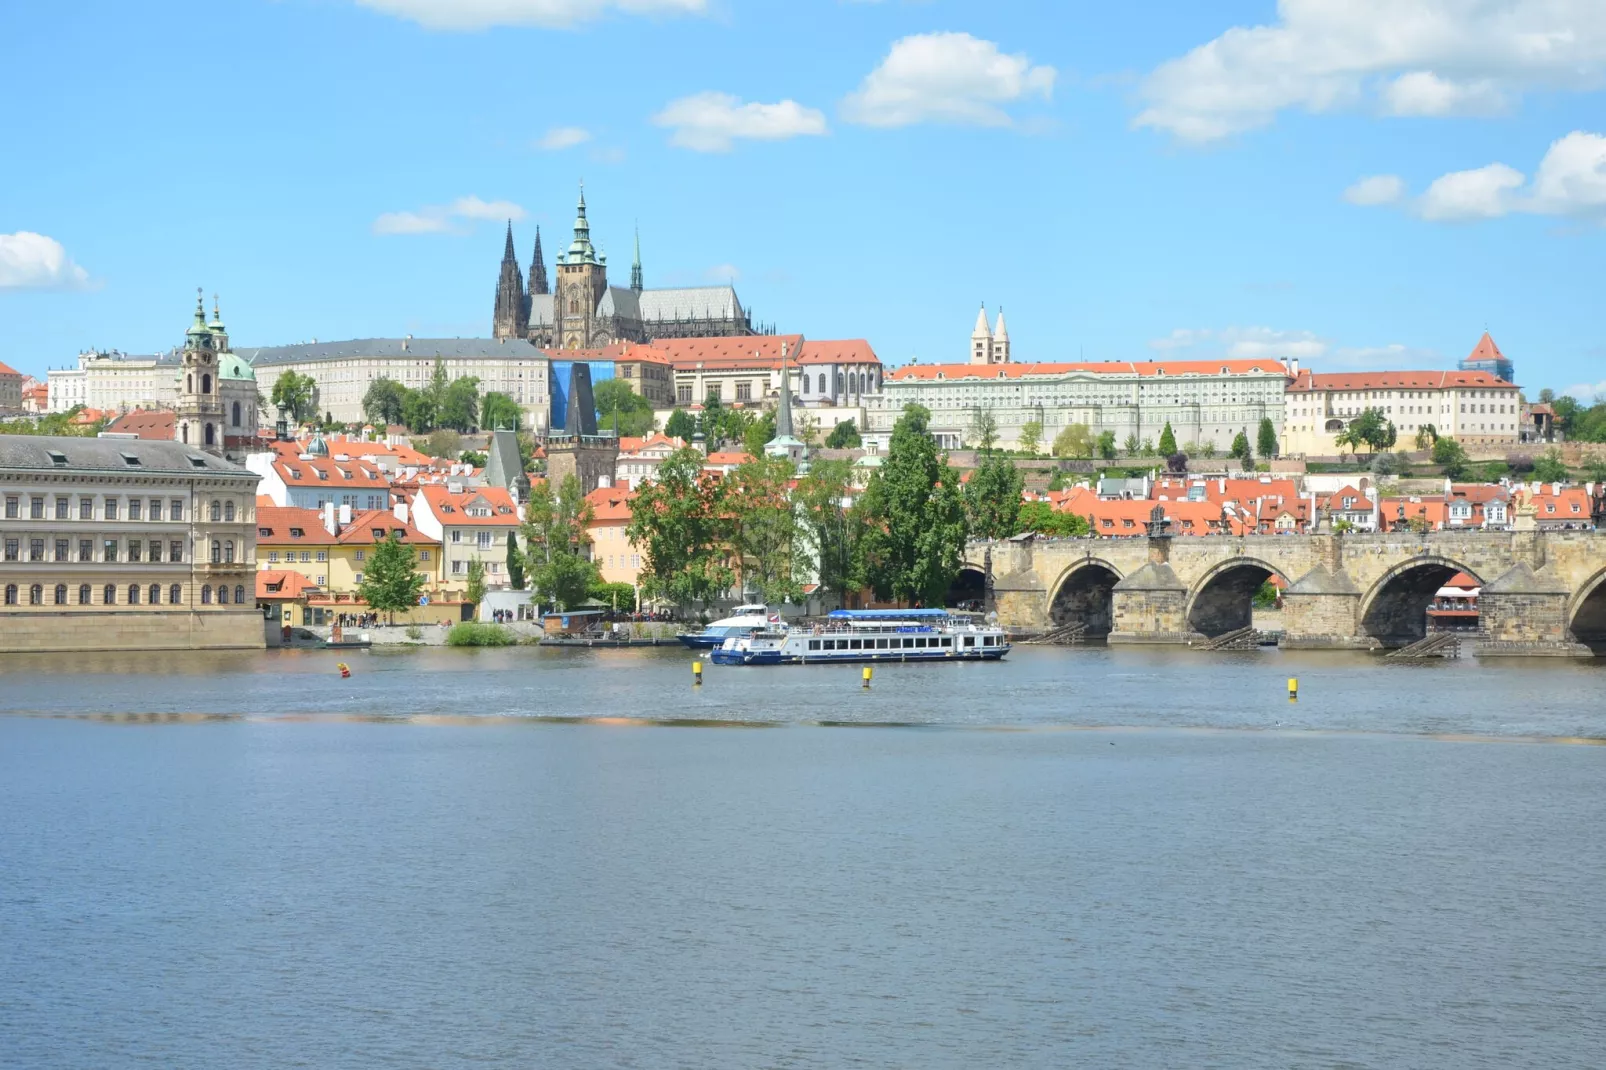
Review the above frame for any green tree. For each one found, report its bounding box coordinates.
[521,474,597,611]
[1096,431,1118,461]
[481,391,523,432]
[1481,460,1509,483]
[1017,419,1043,456]
[1052,423,1094,458]
[357,532,426,624]
[1198,439,1217,460]
[464,559,487,611]
[439,376,481,431]
[794,458,862,595]
[1017,501,1092,537]
[1584,458,1606,484]
[825,419,862,449]
[593,379,655,437]
[1047,469,1068,492]
[965,452,1024,539]
[1231,431,1253,467]
[664,408,696,441]
[729,456,804,603]
[402,389,436,433]
[968,407,999,452]
[459,449,487,467]
[1414,424,1439,451]
[1539,388,1556,404]
[1533,449,1569,483]
[1123,433,1142,457]
[362,377,408,428]
[742,411,777,458]
[588,579,636,612]
[421,428,461,460]
[854,405,968,606]
[1347,407,1390,456]
[270,370,318,424]
[1256,417,1278,460]
[1432,436,1470,480]
[506,531,525,591]
[1158,422,1177,456]
[627,446,734,607]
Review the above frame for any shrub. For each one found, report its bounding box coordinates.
[404,624,423,641]
[446,622,517,647]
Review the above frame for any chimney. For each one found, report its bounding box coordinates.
[322,501,336,535]
[393,501,409,523]
[338,503,352,526]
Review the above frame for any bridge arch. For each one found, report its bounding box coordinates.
[1184,557,1292,639]
[945,564,987,610]
[1567,566,1606,652]
[1048,557,1125,639]
[1359,556,1484,649]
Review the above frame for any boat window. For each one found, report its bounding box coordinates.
[809,640,820,651]
[850,639,861,650]
[902,638,913,648]
[964,636,975,647]
[941,637,952,647]
[876,638,888,649]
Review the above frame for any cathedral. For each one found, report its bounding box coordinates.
[493,187,768,349]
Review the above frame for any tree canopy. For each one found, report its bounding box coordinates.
[627,446,734,606]
[270,371,318,424]
[853,405,968,606]
[1052,424,1093,458]
[362,377,408,428]
[480,391,522,432]
[1017,420,1043,456]
[357,533,426,623]
[1432,436,1469,479]
[1018,501,1091,537]
[1157,422,1177,456]
[664,409,696,441]
[521,474,596,610]
[728,456,804,603]
[825,419,862,449]
[593,379,656,438]
[964,452,1024,539]
[1256,417,1278,460]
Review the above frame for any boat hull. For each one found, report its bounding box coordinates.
[676,634,726,649]
[709,646,1010,666]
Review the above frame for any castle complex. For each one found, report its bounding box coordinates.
[492,187,765,349]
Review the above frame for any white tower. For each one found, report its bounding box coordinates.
[991,308,1011,364]
[970,304,992,365]
[175,289,224,455]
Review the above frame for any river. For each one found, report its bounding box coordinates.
[3,646,1604,1068]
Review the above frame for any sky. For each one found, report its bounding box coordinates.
[2,0,1604,396]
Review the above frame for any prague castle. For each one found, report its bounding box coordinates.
[493,187,766,349]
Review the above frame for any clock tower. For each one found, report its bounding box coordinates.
[175,289,225,455]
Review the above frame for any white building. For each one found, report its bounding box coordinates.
[48,350,179,414]
[1282,368,1522,456]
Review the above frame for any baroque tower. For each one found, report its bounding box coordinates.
[492,221,528,340]
[555,185,609,349]
[176,289,224,455]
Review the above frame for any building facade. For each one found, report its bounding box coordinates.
[1,436,262,652]
[1282,368,1522,456]
[410,483,523,590]
[255,504,443,601]
[245,437,393,511]
[0,361,22,414]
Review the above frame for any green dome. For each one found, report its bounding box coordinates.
[218,352,255,381]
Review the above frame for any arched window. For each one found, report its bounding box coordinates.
[816,373,825,393]
[204,424,215,446]
[224,541,235,564]
[210,500,221,522]
[169,584,182,605]
[4,584,17,605]
[835,372,844,394]
[78,584,91,605]
[218,585,229,604]
[224,501,235,522]
[103,584,116,605]
[128,584,140,605]
[54,584,67,605]
[569,299,578,313]
[149,583,161,605]
[201,374,212,395]
[29,584,43,605]
[187,374,193,393]
[232,401,241,426]
[211,540,222,563]
[860,373,868,394]
[201,585,212,605]
[235,584,245,604]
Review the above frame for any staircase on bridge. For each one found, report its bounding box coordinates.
[1386,632,1462,659]
[1198,626,1262,651]
[1022,622,1089,646]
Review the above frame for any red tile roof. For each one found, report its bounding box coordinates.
[1467,331,1505,363]
[1288,369,1514,391]
[256,570,321,600]
[0,361,20,377]
[796,339,880,366]
[584,485,635,523]
[648,334,806,371]
[416,484,522,526]
[256,506,435,545]
[104,409,177,440]
[617,344,671,366]
[889,358,1291,382]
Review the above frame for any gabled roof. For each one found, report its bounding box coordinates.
[796,340,880,366]
[273,453,391,487]
[0,361,20,377]
[584,485,635,523]
[416,484,522,525]
[636,285,742,322]
[1467,332,1505,362]
[648,334,805,370]
[256,506,437,545]
[257,570,321,600]
[1288,369,1514,391]
[104,409,177,440]
[889,359,1291,382]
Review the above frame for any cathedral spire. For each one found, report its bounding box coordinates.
[567,182,597,264]
[630,224,643,292]
[493,220,528,340]
[502,219,517,261]
[528,226,549,295]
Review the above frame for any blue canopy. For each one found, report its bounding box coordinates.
[827,609,949,620]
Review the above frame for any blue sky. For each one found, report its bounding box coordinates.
[3,0,1604,395]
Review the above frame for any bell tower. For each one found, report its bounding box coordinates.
[555,184,609,349]
[176,289,225,455]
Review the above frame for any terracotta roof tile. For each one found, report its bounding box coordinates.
[889,359,1290,382]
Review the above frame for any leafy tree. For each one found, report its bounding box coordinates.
[741,411,776,458]
[1256,417,1278,460]
[1017,419,1043,456]
[1231,431,1253,467]
[1538,388,1555,403]
[1252,581,1279,608]
[593,379,655,437]
[1370,451,1399,477]
[1533,449,1569,483]
[729,456,803,603]
[1047,469,1068,492]
[794,458,862,595]
[464,559,487,610]
[1197,439,1217,460]
[481,391,523,432]
[1157,422,1177,456]
[421,428,461,461]
[854,405,968,606]
[1140,438,1154,455]
[664,408,696,441]
[1346,407,1391,456]
[1051,423,1094,458]
[627,446,734,607]
[825,419,862,449]
[1414,424,1439,451]
[506,531,525,591]
[439,376,481,432]
[522,474,597,610]
[968,407,999,452]
[795,410,822,448]
[588,580,636,611]
[1123,433,1142,456]
[1481,460,1509,483]
[270,370,318,424]
[1017,500,1091,537]
[357,532,426,624]
[459,450,487,467]
[362,377,408,428]
[1432,436,1470,480]
[1551,394,1581,433]
[402,389,436,433]
[965,452,1024,539]
[1096,431,1118,461]
[1585,458,1606,485]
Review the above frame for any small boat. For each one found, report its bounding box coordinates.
[709,608,1010,666]
[675,604,774,649]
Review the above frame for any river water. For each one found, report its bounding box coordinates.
[3,646,1605,1068]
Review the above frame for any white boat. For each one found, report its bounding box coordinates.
[708,609,1010,666]
[676,604,774,648]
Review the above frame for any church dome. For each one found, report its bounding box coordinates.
[307,433,329,458]
[218,353,255,381]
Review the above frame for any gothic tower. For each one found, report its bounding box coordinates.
[630,226,644,293]
[528,226,549,296]
[492,221,528,340]
[176,289,224,455]
[555,185,608,349]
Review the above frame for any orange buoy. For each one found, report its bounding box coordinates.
[338,662,351,679]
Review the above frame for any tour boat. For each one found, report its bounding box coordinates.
[676,604,775,649]
[708,608,1011,666]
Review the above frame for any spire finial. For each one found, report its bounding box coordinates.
[630,221,644,292]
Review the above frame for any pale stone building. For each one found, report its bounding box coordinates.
[1282,367,1521,457]
[1,436,262,652]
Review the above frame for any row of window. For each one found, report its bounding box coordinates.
[4,495,189,522]
[3,582,246,606]
[4,537,187,563]
[264,549,432,563]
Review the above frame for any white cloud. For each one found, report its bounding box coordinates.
[652,92,828,152]
[705,263,740,281]
[0,232,90,290]
[1416,163,1526,221]
[372,196,526,236]
[1135,1,1606,142]
[1328,343,1444,368]
[1564,379,1606,401]
[355,0,705,31]
[1150,326,1445,369]
[1527,130,1606,216]
[841,32,1055,127]
[538,126,592,150]
[1343,174,1406,206]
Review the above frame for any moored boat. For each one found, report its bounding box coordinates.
[676,604,774,649]
[708,608,1010,666]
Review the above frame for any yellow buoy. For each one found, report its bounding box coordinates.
[693,660,703,685]
[1287,676,1298,700]
[862,665,873,689]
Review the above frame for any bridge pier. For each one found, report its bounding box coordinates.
[1278,535,1373,649]
[1108,508,1204,646]
[1475,560,1593,658]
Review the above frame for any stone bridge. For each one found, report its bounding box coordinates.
[968,524,1606,656]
